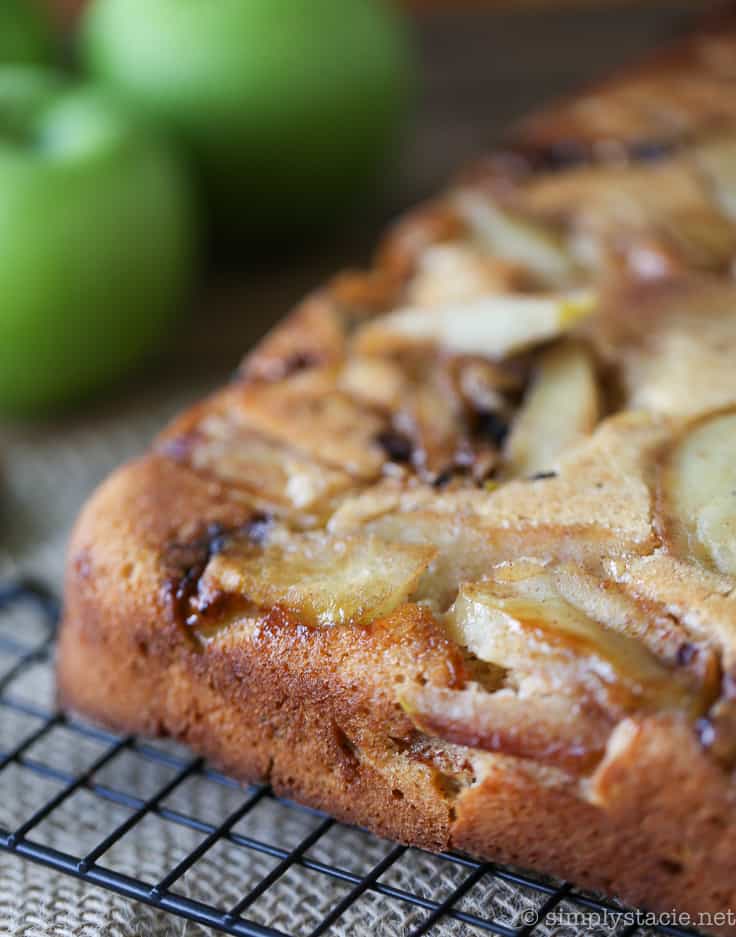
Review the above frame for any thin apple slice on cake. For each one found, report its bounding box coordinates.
[514,158,736,275]
[590,276,736,417]
[400,684,611,774]
[329,412,671,604]
[503,339,599,478]
[658,407,736,576]
[604,553,735,713]
[227,369,389,480]
[159,404,356,517]
[353,289,596,359]
[452,188,578,288]
[405,242,530,307]
[196,530,436,628]
[338,355,408,411]
[367,508,506,612]
[400,561,712,774]
[445,566,703,717]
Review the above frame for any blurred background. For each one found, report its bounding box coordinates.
[0,0,718,585]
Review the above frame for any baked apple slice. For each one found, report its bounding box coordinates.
[365,509,503,611]
[400,683,611,774]
[606,553,736,678]
[405,242,529,307]
[353,289,596,360]
[233,370,388,479]
[161,409,355,515]
[197,531,436,628]
[659,408,736,576]
[329,413,670,599]
[515,158,736,275]
[445,565,706,717]
[590,276,736,418]
[338,355,407,411]
[503,339,599,478]
[453,189,577,287]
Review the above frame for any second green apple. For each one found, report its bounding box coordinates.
[0,68,197,414]
[81,0,413,239]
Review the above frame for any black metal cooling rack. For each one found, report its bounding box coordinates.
[0,579,704,937]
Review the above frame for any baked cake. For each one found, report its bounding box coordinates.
[58,10,736,933]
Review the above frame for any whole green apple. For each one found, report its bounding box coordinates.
[0,67,198,415]
[0,0,52,65]
[81,0,413,239]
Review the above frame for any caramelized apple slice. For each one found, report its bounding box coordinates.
[659,408,736,575]
[328,481,502,611]
[199,532,436,627]
[393,376,467,479]
[235,370,387,479]
[365,512,502,612]
[330,414,669,584]
[518,159,736,274]
[503,340,599,478]
[338,356,407,411]
[447,570,702,717]
[454,189,577,287]
[353,290,596,360]
[406,242,528,307]
[401,684,611,774]
[606,553,736,692]
[167,412,355,513]
[551,562,718,684]
[593,277,736,418]
[698,495,736,579]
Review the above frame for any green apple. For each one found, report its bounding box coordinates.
[0,0,52,65]
[81,0,413,239]
[0,67,198,415]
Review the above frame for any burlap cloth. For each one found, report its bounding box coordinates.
[0,6,702,933]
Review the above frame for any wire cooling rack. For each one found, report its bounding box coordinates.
[0,580,704,937]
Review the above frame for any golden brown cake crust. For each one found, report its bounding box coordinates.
[58,10,736,934]
[58,455,736,932]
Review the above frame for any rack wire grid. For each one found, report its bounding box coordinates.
[0,579,705,937]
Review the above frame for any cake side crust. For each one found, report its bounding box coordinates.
[58,454,736,936]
